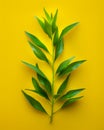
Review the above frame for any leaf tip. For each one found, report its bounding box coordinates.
[35,16,40,21]
[81,88,86,91]
[76,22,80,24]
[43,7,46,11]
[55,8,58,14]
[34,16,37,19]
[21,60,25,64]
[24,31,27,34]
[21,90,25,94]
[79,96,84,99]
[82,60,87,63]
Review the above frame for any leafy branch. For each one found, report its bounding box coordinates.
[22,9,86,123]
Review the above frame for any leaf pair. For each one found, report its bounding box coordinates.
[56,56,86,76]
[61,88,84,109]
[55,76,85,109]
[22,62,51,94]
[59,60,86,77]
[61,96,83,108]
[29,41,49,63]
[55,74,84,97]
[56,56,75,73]
[25,32,49,64]
[60,88,85,100]
[26,77,50,100]
[25,31,49,52]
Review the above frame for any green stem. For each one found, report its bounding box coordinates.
[50,40,55,123]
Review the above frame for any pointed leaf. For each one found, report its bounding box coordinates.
[60,88,85,100]
[25,32,49,52]
[22,90,47,113]
[56,56,75,74]
[44,19,52,39]
[25,88,49,100]
[57,74,70,95]
[36,64,52,94]
[60,22,79,39]
[59,60,86,76]
[28,41,49,63]
[43,8,51,22]
[31,77,50,100]
[37,74,52,94]
[51,13,53,19]
[22,61,46,78]
[35,16,46,32]
[52,9,58,33]
[53,28,59,46]
[55,38,64,60]
[32,77,41,91]
[61,96,83,108]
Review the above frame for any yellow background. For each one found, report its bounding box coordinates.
[1,0,104,130]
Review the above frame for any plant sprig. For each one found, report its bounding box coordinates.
[22,9,86,123]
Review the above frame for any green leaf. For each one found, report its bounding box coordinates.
[43,8,51,22]
[36,64,52,94]
[35,16,45,31]
[56,56,75,74]
[37,74,52,94]
[25,89,49,100]
[55,38,64,60]
[60,88,85,100]
[50,13,53,19]
[57,74,70,95]
[22,90,47,114]
[35,16,46,32]
[60,22,79,39]
[59,60,86,76]
[35,16,52,38]
[52,9,58,33]
[53,28,59,46]
[25,31,49,52]
[31,77,50,100]
[44,19,52,39]
[28,41,49,64]
[32,77,41,91]
[61,96,83,108]
[22,61,46,78]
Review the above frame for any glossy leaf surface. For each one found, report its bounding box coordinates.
[22,90,47,113]
[60,22,79,39]
[25,31,49,52]
[61,96,83,108]
[28,41,49,63]
[56,56,75,74]
[59,60,86,76]
[60,88,85,100]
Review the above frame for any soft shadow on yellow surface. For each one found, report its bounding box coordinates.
[0,0,104,130]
